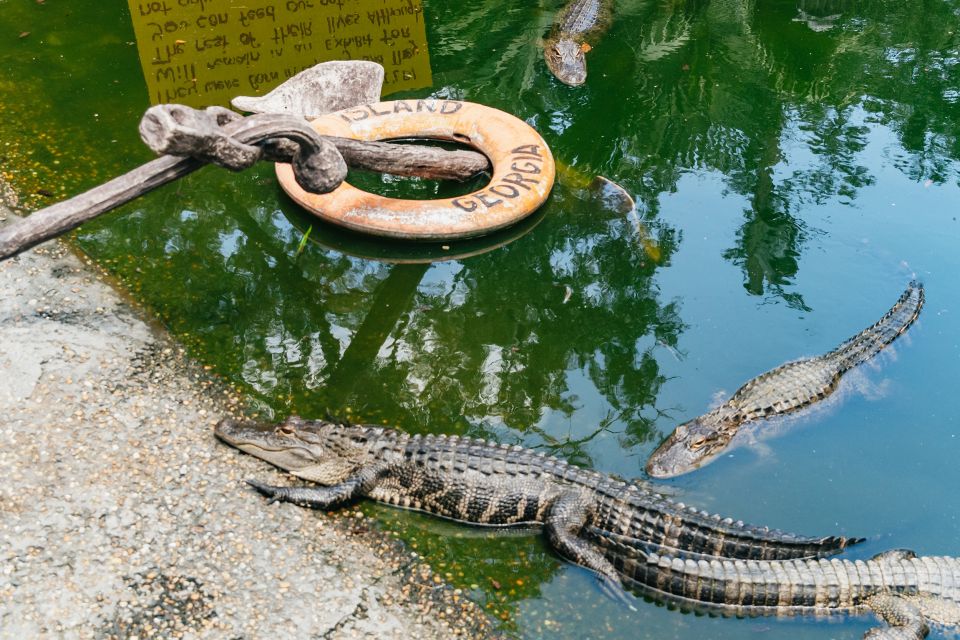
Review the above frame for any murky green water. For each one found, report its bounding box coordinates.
[3,0,960,637]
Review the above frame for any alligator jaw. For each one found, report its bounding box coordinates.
[544,38,588,86]
[214,418,293,453]
[215,416,324,474]
[646,417,727,478]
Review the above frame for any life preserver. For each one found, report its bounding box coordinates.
[275,100,556,241]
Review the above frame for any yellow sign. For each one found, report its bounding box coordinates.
[127,0,432,107]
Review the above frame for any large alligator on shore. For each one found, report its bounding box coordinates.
[543,0,611,85]
[595,531,960,639]
[215,416,861,591]
[647,282,924,478]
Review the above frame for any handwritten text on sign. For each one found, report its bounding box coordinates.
[127,0,432,108]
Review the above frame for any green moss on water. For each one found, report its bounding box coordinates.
[0,3,148,211]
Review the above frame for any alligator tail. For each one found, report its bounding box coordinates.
[828,282,924,372]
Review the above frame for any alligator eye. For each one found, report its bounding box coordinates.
[689,435,707,450]
[277,424,295,435]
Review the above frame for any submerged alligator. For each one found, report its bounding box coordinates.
[215,416,861,591]
[647,282,924,478]
[544,0,611,85]
[596,532,960,639]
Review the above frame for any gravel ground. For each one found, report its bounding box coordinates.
[0,198,495,639]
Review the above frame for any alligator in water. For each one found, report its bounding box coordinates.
[215,416,861,590]
[543,0,611,85]
[595,531,960,639]
[646,282,924,478]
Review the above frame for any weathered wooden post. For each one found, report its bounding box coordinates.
[0,60,495,262]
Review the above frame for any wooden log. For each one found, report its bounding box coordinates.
[138,105,491,181]
[326,137,489,181]
[0,107,491,262]
[261,136,491,181]
[139,106,349,194]
[0,155,203,263]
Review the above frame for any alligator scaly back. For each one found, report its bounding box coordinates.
[586,480,861,561]
[597,535,960,639]
[647,283,924,478]
[543,0,611,85]
[216,415,862,583]
[828,283,924,371]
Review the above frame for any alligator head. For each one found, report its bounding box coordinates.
[544,38,589,86]
[645,417,733,478]
[215,415,365,484]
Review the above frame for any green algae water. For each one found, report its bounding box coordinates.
[3,1,960,637]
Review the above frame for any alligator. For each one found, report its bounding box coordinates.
[595,531,960,639]
[647,282,924,478]
[543,0,611,85]
[215,416,862,590]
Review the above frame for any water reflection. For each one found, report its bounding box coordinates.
[2,0,960,636]
[80,157,681,474]
[721,110,811,309]
[286,198,550,264]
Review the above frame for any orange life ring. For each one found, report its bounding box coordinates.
[276,100,556,241]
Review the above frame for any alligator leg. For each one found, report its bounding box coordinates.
[246,463,389,510]
[544,492,634,607]
[864,593,930,640]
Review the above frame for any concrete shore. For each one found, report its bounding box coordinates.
[0,197,494,639]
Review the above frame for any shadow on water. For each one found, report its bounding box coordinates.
[3,0,960,637]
